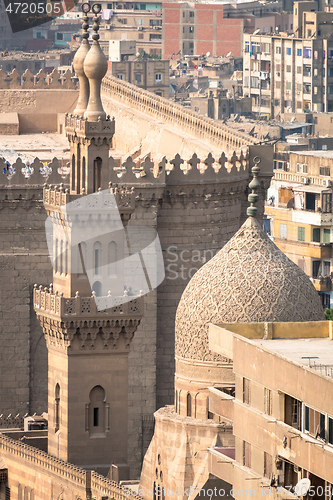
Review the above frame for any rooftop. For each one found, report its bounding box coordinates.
[0,133,70,163]
[251,337,333,377]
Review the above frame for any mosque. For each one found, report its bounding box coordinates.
[0,3,329,500]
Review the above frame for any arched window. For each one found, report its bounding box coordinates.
[82,156,86,192]
[60,240,63,274]
[78,241,87,275]
[108,241,117,276]
[71,154,75,191]
[93,157,102,192]
[187,393,192,417]
[88,385,106,435]
[92,281,102,297]
[65,241,69,275]
[94,241,102,276]
[55,384,60,432]
[55,238,58,273]
[76,144,81,194]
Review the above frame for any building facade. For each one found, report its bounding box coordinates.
[266,149,333,308]
[243,3,333,117]
[209,320,333,500]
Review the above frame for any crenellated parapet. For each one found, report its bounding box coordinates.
[109,150,250,186]
[0,156,69,186]
[0,67,77,90]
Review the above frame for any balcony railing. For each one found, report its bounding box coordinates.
[33,286,144,318]
[292,210,333,225]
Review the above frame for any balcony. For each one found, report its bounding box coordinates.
[312,277,332,292]
[208,387,234,421]
[208,447,235,483]
[292,210,333,225]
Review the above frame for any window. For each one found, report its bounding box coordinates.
[117,74,124,80]
[297,48,302,56]
[319,166,330,176]
[245,41,250,53]
[323,193,332,213]
[138,33,144,39]
[94,241,102,275]
[313,228,321,243]
[297,66,302,74]
[280,224,287,239]
[286,82,292,90]
[303,47,312,58]
[135,73,142,83]
[286,47,291,55]
[57,33,63,40]
[243,378,251,404]
[324,228,330,243]
[286,65,291,72]
[304,405,310,432]
[264,452,272,478]
[187,393,191,417]
[55,384,60,432]
[276,46,281,54]
[285,395,302,430]
[108,241,117,275]
[298,227,305,242]
[243,441,251,467]
[155,73,162,83]
[329,417,333,445]
[264,388,272,415]
[88,385,108,436]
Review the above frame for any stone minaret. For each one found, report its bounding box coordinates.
[67,3,113,196]
[33,5,143,476]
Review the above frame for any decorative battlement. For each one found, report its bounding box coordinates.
[109,151,250,186]
[33,285,143,320]
[0,413,27,429]
[101,74,259,150]
[0,157,69,186]
[65,113,115,138]
[0,68,77,90]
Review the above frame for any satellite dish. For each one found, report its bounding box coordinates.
[136,52,140,57]
[294,479,311,497]
[253,28,260,35]
[206,51,210,57]
[226,51,232,57]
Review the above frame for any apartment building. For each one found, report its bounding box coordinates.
[109,58,170,95]
[99,0,163,57]
[266,149,333,308]
[208,320,333,500]
[162,0,287,59]
[243,2,333,117]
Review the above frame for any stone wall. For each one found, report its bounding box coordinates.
[0,146,272,479]
[0,432,143,500]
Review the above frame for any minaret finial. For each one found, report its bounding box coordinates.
[72,3,91,117]
[83,3,108,122]
[247,156,261,217]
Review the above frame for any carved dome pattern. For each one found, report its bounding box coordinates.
[175,217,324,361]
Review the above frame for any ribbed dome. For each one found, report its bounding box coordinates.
[175,217,325,362]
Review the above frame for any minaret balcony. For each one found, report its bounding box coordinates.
[33,285,143,321]
[43,184,135,222]
[65,113,115,138]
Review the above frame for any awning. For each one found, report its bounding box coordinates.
[293,184,331,193]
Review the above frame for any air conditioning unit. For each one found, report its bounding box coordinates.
[302,177,310,184]
[323,179,332,187]
[138,26,143,30]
